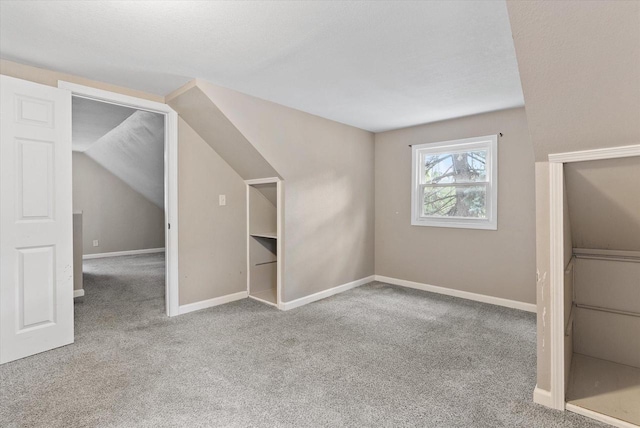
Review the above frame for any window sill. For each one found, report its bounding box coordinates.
[411,218,497,230]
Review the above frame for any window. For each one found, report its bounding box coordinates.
[411,135,498,230]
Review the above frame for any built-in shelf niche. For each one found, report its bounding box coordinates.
[247,179,281,308]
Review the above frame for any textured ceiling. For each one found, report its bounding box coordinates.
[72,97,136,152]
[84,110,165,208]
[0,1,523,132]
[72,97,165,207]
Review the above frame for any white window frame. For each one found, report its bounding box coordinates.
[411,135,498,230]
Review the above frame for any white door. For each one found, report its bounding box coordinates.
[0,75,73,364]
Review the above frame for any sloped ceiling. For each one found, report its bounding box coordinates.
[166,82,278,180]
[252,183,277,207]
[72,97,136,152]
[1,1,523,132]
[84,110,165,208]
[72,98,165,208]
[565,157,640,252]
[506,1,640,160]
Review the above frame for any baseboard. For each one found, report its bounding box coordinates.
[566,403,639,428]
[532,386,553,408]
[83,248,165,260]
[73,289,85,298]
[374,275,536,312]
[178,291,248,315]
[281,275,375,311]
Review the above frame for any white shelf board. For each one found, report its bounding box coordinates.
[567,353,640,426]
[249,288,277,306]
[250,232,277,239]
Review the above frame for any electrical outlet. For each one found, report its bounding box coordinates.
[93,240,99,247]
[219,195,226,206]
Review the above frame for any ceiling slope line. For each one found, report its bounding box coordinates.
[84,110,165,208]
[166,79,281,181]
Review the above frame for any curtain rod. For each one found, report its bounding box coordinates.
[408,133,503,147]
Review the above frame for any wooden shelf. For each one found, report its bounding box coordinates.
[250,232,277,239]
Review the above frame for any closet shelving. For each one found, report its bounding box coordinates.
[246,177,282,308]
[557,153,640,427]
[564,250,640,426]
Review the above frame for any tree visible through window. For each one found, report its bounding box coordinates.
[412,136,497,230]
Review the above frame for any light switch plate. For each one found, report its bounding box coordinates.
[219,195,226,206]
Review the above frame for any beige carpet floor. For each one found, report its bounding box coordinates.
[0,253,604,427]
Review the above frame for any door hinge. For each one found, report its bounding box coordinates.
[168,223,171,229]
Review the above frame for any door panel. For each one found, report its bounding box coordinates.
[19,246,56,330]
[15,95,55,127]
[1,75,73,364]
[18,138,54,219]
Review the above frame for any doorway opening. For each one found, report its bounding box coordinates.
[72,97,166,318]
[60,82,179,317]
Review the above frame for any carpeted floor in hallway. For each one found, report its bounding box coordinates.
[0,253,604,427]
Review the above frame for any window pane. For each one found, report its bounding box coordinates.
[423,150,487,184]
[422,185,487,218]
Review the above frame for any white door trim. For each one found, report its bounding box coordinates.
[57,81,180,317]
[546,144,640,415]
[245,177,281,185]
[548,161,565,410]
[548,144,640,163]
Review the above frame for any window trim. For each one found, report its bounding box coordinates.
[411,135,498,230]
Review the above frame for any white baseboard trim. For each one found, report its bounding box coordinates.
[533,386,553,408]
[281,275,376,311]
[83,248,165,260]
[566,403,639,428]
[73,289,85,298]
[374,275,537,313]
[178,291,248,315]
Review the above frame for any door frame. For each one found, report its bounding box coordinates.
[58,81,180,317]
[546,144,640,411]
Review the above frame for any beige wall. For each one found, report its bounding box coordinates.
[178,119,247,306]
[192,81,376,302]
[375,108,536,304]
[1,60,247,304]
[565,157,640,252]
[72,153,165,255]
[506,1,640,160]
[73,213,83,291]
[1,60,258,307]
[507,1,640,396]
[166,83,278,181]
[3,61,539,316]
